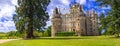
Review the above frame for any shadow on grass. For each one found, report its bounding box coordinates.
[22,36,120,40]
[23,37,89,40]
[39,37,87,40]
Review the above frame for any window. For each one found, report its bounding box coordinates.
[73,29,75,32]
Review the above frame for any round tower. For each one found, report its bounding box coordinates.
[51,8,62,37]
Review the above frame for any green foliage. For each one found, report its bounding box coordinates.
[0,32,5,34]
[55,32,75,36]
[44,26,51,37]
[14,0,50,38]
[38,32,44,37]
[97,0,120,37]
[7,31,20,39]
[0,34,7,39]
[44,30,49,37]
[33,31,40,37]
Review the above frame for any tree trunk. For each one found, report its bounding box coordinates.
[26,1,34,39]
[26,14,34,39]
[26,23,34,39]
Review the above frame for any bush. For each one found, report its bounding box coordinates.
[33,31,45,37]
[0,34,7,39]
[55,32,75,36]
[39,32,44,37]
[44,30,49,37]
[34,31,40,37]
[44,30,51,37]
[7,31,20,39]
[43,26,51,37]
[0,32,5,34]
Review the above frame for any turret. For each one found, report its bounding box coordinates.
[51,8,62,37]
[91,9,95,18]
[90,9,99,36]
[53,8,61,18]
[75,5,86,36]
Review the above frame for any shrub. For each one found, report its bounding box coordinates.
[0,34,7,39]
[7,31,20,39]
[43,26,51,37]
[55,32,75,36]
[44,30,51,37]
[33,31,45,37]
[44,30,49,37]
[39,32,44,37]
[34,31,40,37]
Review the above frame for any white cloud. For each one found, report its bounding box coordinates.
[60,0,70,5]
[0,21,16,32]
[0,0,17,32]
[47,0,71,16]
[0,5,15,18]
[76,0,86,5]
[11,0,18,6]
[101,6,111,9]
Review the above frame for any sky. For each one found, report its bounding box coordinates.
[0,0,111,32]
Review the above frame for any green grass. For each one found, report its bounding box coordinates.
[0,36,120,46]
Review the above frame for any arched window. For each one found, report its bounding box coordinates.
[73,29,75,32]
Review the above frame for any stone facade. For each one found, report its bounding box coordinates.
[51,3,99,37]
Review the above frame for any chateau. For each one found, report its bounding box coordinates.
[51,3,99,37]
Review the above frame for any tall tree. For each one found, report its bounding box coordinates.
[97,0,120,37]
[13,0,50,39]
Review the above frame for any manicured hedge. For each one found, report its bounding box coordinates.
[55,32,75,36]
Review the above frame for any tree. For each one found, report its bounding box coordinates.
[99,13,106,35]
[97,0,120,37]
[7,31,19,39]
[44,26,51,36]
[13,0,50,39]
[0,32,5,34]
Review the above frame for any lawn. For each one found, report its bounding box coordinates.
[0,36,120,46]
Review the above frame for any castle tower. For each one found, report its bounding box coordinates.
[69,3,82,32]
[90,9,99,35]
[94,13,99,35]
[51,8,62,37]
[76,5,86,36]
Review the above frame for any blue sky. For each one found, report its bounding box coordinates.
[0,0,110,32]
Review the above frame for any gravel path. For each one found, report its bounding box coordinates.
[0,39,19,44]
